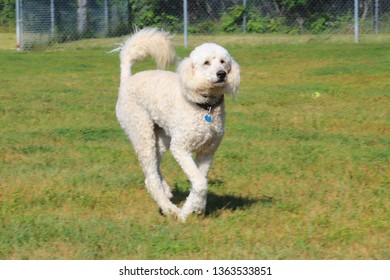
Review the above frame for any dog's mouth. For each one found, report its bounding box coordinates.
[215,70,227,84]
[211,79,226,89]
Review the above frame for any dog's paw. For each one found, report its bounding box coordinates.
[162,180,173,199]
[159,203,180,218]
[177,212,187,223]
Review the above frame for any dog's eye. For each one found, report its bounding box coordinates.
[220,59,225,64]
[203,61,210,65]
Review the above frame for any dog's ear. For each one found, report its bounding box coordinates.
[177,58,194,86]
[226,59,240,97]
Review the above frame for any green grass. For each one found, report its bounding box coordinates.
[0,35,389,259]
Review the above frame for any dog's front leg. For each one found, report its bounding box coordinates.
[195,153,215,179]
[171,147,208,222]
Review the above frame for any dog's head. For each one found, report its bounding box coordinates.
[178,43,240,104]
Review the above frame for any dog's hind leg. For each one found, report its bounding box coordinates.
[117,103,179,217]
[155,125,173,199]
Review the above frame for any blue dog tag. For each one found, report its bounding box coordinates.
[205,114,212,123]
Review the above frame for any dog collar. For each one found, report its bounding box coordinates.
[196,96,224,123]
[196,96,224,110]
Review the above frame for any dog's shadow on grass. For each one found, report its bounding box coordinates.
[172,179,274,218]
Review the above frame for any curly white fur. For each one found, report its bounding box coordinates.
[115,27,240,221]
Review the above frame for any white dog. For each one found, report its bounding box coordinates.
[114,28,240,221]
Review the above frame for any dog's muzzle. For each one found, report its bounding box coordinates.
[216,70,227,83]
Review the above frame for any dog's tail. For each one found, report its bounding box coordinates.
[112,27,176,83]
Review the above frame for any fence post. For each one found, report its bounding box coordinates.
[50,0,55,38]
[183,0,188,47]
[15,0,22,50]
[243,0,247,33]
[374,0,379,34]
[354,0,359,43]
[104,0,109,35]
[78,0,87,34]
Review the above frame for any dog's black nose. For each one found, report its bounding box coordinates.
[216,70,226,81]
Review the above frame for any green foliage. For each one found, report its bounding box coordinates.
[310,17,328,34]
[0,0,15,29]
[280,0,308,9]
[308,13,355,34]
[267,17,288,33]
[128,0,181,32]
[330,14,354,33]
[246,12,268,33]
[220,6,247,33]
[188,20,216,34]
[220,6,291,34]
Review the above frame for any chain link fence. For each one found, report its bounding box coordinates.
[15,0,390,50]
[16,0,129,50]
[185,0,390,35]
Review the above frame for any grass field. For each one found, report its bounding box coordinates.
[0,33,389,259]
